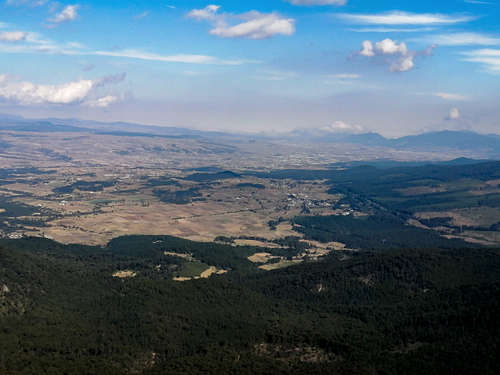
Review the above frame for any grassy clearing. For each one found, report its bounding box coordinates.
[177,261,210,278]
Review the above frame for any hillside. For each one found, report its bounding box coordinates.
[1,236,499,374]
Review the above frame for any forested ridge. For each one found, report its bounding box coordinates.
[1,236,499,374]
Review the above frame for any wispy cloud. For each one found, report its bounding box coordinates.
[0,32,83,55]
[0,31,28,42]
[464,0,493,4]
[323,73,362,85]
[350,27,436,33]
[5,0,48,7]
[433,92,469,101]
[187,5,295,39]
[256,69,298,81]
[416,32,500,46]
[94,49,258,65]
[285,0,346,5]
[462,49,500,74]
[134,11,150,20]
[48,4,80,24]
[330,73,360,79]
[338,11,476,25]
[0,27,257,66]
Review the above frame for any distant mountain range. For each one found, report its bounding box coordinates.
[1,114,499,158]
[288,129,500,158]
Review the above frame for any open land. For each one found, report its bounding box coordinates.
[0,127,499,256]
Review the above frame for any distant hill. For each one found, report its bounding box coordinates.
[331,157,492,169]
[392,130,500,153]
[288,128,500,158]
[1,114,499,158]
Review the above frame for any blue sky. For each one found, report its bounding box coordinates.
[0,0,499,136]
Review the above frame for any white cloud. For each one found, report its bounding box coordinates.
[360,40,375,56]
[338,11,475,25]
[323,73,366,86]
[49,4,79,24]
[461,49,500,74]
[0,33,85,55]
[350,27,436,33]
[134,11,150,20]
[94,49,257,65]
[285,0,346,5]
[464,0,493,4]
[358,38,435,72]
[0,31,28,42]
[256,69,298,81]
[211,13,295,39]
[375,38,408,54]
[188,6,295,39]
[86,95,119,108]
[187,5,220,20]
[0,77,94,105]
[418,32,500,46]
[392,56,414,72]
[331,73,360,79]
[433,92,468,101]
[447,107,461,120]
[320,121,364,133]
[5,0,48,6]
[0,73,124,105]
[0,28,257,66]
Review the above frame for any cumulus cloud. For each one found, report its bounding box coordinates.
[375,38,408,54]
[49,4,79,24]
[0,77,94,105]
[187,5,295,39]
[358,38,435,72]
[0,31,28,42]
[0,73,124,106]
[360,40,375,56]
[338,11,475,25]
[320,121,364,133]
[447,107,461,120]
[285,0,346,5]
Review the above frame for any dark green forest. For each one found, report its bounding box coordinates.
[1,160,500,373]
[1,235,499,374]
